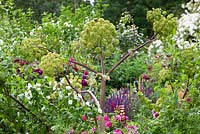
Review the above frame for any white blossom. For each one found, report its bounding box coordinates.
[27,83,32,90]
[0,39,3,45]
[68,100,73,105]
[86,101,91,106]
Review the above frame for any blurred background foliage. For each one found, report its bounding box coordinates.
[13,0,188,35]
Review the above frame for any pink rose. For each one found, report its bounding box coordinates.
[104,115,109,121]
[82,115,87,121]
[113,129,122,134]
[105,121,112,128]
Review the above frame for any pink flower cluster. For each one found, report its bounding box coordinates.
[114,114,128,122]
[104,115,112,128]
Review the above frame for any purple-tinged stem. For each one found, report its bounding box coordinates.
[100,52,106,133]
[70,61,98,74]
[107,35,156,75]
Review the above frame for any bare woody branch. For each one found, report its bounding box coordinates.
[107,35,157,75]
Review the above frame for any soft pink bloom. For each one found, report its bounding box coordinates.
[69,57,75,62]
[67,129,75,134]
[82,115,87,121]
[114,115,128,121]
[104,115,109,121]
[92,127,96,132]
[96,116,100,120]
[114,115,122,121]
[105,121,112,128]
[113,129,122,134]
[127,125,139,134]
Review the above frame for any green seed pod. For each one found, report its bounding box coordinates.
[94,47,101,53]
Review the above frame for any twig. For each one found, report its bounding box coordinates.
[107,35,157,75]
[63,74,80,94]
[80,90,100,127]
[36,46,53,53]
[70,61,98,74]
[182,77,190,99]
[7,94,30,112]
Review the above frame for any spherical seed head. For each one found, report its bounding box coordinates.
[80,18,119,57]
[39,52,64,77]
[17,38,48,62]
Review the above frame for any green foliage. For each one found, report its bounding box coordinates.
[17,38,48,62]
[103,0,186,35]
[147,8,177,37]
[39,52,65,77]
[1,0,200,133]
[117,12,144,53]
[79,18,119,57]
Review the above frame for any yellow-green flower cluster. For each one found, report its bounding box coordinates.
[39,52,64,77]
[80,18,119,57]
[68,73,82,89]
[17,38,48,62]
[159,68,172,81]
[147,8,177,37]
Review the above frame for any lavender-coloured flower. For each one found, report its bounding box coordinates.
[104,88,134,117]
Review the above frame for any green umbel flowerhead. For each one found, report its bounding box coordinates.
[79,18,119,57]
[147,8,177,37]
[17,38,48,62]
[39,52,64,77]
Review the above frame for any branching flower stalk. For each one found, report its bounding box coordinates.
[65,18,158,133]
[63,73,99,128]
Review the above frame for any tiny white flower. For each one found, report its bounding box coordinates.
[51,126,56,131]
[86,101,91,106]
[66,86,71,90]
[46,96,50,99]
[98,108,102,114]
[38,26,42,30]
[35,83,41,87]
[27,83,32,90]
[68,100,73,105]
[41,106,46,111]
[0,39,3,45]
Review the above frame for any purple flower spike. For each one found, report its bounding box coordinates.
[33,68,43,75]
[81,79,87,86]
[104,88,133,117]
